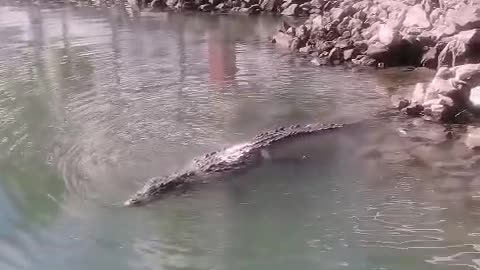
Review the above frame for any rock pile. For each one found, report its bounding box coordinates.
[394,63,480,123]
[271,0,480,69]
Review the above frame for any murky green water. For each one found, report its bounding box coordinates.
[1,3,480,270]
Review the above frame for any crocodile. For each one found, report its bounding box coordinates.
[124,122,353,206]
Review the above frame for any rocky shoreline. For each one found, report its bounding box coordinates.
[270,0,480,71]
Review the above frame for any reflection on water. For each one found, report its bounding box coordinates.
[1,3,480,270]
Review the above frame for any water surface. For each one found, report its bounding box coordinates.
[1,3,480,270]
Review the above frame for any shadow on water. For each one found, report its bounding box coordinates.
[2,3,480,270]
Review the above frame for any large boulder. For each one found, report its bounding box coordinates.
[282,3,299,16]
[259,0,280,11]
[454,5,480,30]
[403,4,431,29]
[437,39,467,67]
[366,42,388,60]
[456,29,480,45]
[378,24,401,46]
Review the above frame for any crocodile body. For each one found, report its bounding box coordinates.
[124,123,347,206]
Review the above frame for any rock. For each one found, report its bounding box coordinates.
[343,48,356,61]
[312,15,323,31]
[469,86,480,109]
[199,3,213,10]
[166,0,178,6]
[330,7,347,21]
[215,2,225,10]
[453,63,480,81]
[421,47,438,69]
[431,24,458,41]
[351,55,377,67]
[391,95,411,110]
[315,41,334,53]
[272,32,294,47]
[310,56,328,66]
[310,0,323,8]
[243,0,259,8]
[248,3,261,14]
[437,39,467,67]
[353,10,367,22]
[366,42,388,59]
[259,0,279,11]
[404,104,424,116]
[280,0,291,9]
[378,24,401,46]
[328,47,342,64]
[403,4,431,29]
[150,0,166,8]
[295,25,308,38]
[299,46,312,53]
[335,39,353,49]
[454,5,480,30]
[281,3,299,16]
[456,29,480,45]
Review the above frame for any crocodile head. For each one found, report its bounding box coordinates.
[124,172,195,207]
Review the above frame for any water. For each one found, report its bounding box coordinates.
[1,3,480,270]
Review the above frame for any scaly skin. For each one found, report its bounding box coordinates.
[124,123,345,206]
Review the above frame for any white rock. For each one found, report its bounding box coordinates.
[403,4,431,29]
[470,86,480,108]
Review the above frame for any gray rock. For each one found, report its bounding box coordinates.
[437,39,467,67]
[403,4,431,29]
[310,57,328,66]
[351,55,377,66]
[456,29,480,45]
[343,48,356,61]
[166,0,178,7]
[310,0,323,8]
[272,32,294,47]
[280,0,292,9]
[452,63,480,81]
[248,3,261,14]
[366,42,388,58]
[199,3,212,10]
[150,0,166,8]
[454,5,480,30]
[378,24,401,46]
[312,15,323,31]
[259,0,280,11]
[215,2,225,9]
[281,3,299,16]
[330,7,351,21]
[328,47,342,64]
